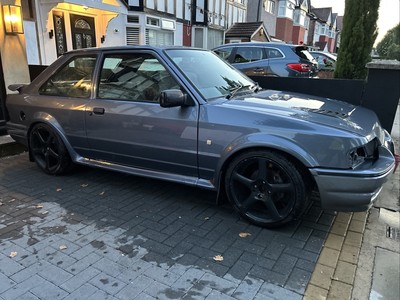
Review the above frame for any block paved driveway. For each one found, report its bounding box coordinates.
[0,153,335,300]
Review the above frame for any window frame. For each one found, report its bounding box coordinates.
[96,51,181,103]
[38,54,97,98]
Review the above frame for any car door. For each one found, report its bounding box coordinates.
[35,55,97,155]
[84,51,199,177]
[231,46,268,76]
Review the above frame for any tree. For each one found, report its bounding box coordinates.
[376,24,400,59]
[335,0,380,79]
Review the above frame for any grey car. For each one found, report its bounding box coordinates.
[6,46,396,228]
[213,42,318,77]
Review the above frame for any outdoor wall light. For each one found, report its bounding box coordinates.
[2,4,24,34]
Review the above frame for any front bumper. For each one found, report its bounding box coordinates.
[310,146,395,212]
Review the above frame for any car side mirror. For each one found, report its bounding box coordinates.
[8,84,26,93]
[160,89,192,108]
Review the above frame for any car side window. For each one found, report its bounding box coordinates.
[234,47,265,63]
[265,48,284,59]
[39,56,96,98]
[214,47,234,61]
[98,53,180,102]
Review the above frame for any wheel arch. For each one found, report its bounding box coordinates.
[215,136,318,204]
[27,112,79,162]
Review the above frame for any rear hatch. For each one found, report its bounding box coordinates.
[293,46,319,77]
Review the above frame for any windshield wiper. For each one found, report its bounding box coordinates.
[226,83,261,99]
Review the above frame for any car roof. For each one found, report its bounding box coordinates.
[63,45,206,55]
[213,42,307,49]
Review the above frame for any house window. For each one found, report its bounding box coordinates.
[264,0,275,14]
[207,28,224,50]
[145,29,173,46]
[127,15,139,23]
[147,17,160,27]
[278,0,295,19]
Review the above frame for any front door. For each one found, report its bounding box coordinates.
[84,51,199,177]
[70,14,96,49]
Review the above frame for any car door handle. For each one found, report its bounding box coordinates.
[253,68,264,72]
[92,107,105,115]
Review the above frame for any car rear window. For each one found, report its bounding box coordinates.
[294,46,314,62]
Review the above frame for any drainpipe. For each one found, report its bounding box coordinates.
[257,0,262,22]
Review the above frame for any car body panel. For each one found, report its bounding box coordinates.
[5,46,396,215]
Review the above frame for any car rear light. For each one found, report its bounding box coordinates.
[287,63,311,72]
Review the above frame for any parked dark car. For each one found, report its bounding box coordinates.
[6,46,396,228]
[310,51,337,70]
[213,42,318,77]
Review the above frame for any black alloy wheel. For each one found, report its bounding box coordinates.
[29,123,72,175]
[225,150,307,227]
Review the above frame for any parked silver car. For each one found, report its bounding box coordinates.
[6,46,396,227]
[310,51,337,70]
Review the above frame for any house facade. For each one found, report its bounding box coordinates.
[308,7,336,52]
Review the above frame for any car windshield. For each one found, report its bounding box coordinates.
[165,49,255,100]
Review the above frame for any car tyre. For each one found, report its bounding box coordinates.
[29,123,72,175]
[225,150,307,227]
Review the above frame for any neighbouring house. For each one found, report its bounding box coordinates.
[335,15,343,53]
[247,0,277,38]
[275,0,296,42]
[224,21,270,43]
[308,6,336,53]
[226,0,247,30]
[292,0,310,45]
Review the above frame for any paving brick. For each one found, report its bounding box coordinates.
[328,280,352,300]
[348,219,365,233]
[318,247,340,268]
[295,259,316,273]
[283,247,319,263]
[262,242,286,260]
[303,284,328,300]
[324,233,345,251]
[88,272,126,294]
[344,231,363,248]
[10,292,40,300]
[309,263,334,290]
[0,272,16,294]
[333,261,356,285]
[62,283,98,300]
[226,260,253,281]
[204,290,237,300]
[0,255,24,276]
[29,278,69,300]
[232,275,263,300]
[330,221,350,236]
[144,281,186,299]
[258,281,302,300]
[60,266,101,292]
[334,212,352,224]
[240,251,275,269]
[285,267,311,294]
[183,282,213,299]
[351,211,368,222]
[171,268,205,292]
[272,253,298,276]
[115,275,154,300]
[339,244,360,264]
[249,266,288,286]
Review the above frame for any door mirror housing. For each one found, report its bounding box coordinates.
[160,89,192,108]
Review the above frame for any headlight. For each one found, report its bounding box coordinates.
[348,138,380,168]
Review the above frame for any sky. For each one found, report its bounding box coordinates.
[311,0,400,46]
